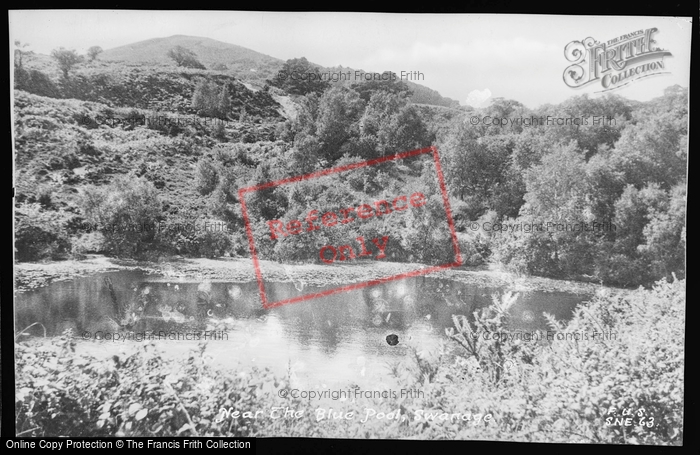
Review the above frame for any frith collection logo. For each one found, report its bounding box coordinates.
[563,27,672,92]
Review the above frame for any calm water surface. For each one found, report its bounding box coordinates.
[15,271,593,391]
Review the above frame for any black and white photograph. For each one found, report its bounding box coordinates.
[10,10,690,446]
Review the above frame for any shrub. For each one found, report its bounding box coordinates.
[78,174,162,258]
[71,232,106,258]
[15,203,71,261]
[401,193,461,265]
[14,67,61,98]
[456,232,488,266]
[51,48,84,78]
[444,278,685,444]
[167,46,206,69]
[194,159,219,195]
[213,122,227,141]
[192,228,234,258]
[146,113,183,137]
[36,186,55,209]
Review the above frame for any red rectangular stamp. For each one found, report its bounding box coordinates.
[238,146,462,309]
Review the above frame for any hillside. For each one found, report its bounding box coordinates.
[18,58,285,120]
[322,64,460,108]
[98,35,459,107]
[101,35,283,83]
[101,35,281,66]
[13,89,285,211]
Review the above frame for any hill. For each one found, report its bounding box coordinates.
[101,35,283,83]
[100,35,459,107]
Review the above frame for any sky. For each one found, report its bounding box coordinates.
[9,11,692,109]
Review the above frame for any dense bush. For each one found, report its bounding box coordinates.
[167,46,206,69]
[78,174,163,258]
[15,203,72,261]
[194,158,219,195]
[157,216,235,259]
[444,277,684,444]
[14,67,61,98]
[191,79,232,119]
[267,57,330,96]
[70,232,106,258]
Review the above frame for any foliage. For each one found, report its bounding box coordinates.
[191,79,232,119]
[87,46,103,62]
[195,159,219,195]
[15,203,72,261]
[443,278,685,444]
[159,218,235,259]
[14,68,61,98]
[14,40,32,68]
[71,232,106,259]
[535,93,633,157]
[314,86,365,161]
[401,192,457,264]
[267,57,330,96]
[350,73,412,102]
[51,48,84,78]
[167,46,206,69]
[78,174,163,258]
[359,91,430,157]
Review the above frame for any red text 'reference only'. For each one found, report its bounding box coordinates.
[266,192,427,240]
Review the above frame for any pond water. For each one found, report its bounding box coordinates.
[15,270,593,391]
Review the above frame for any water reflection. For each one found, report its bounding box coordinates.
[15,271,592,388]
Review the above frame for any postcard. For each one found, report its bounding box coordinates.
[10,10,690,447]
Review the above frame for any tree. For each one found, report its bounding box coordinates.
[51,48,83,78]
[244,163,287,222]
[217,84,232,119]
[87,46,103,61]
[350,73,412,102]
[79,174,162,258]
[15,203,71,261]
[401,188,456,264]
[14,40,32,68]
[493,143,598,277]
[290,133,322,174]
[190,79,236,119]
[360,91,430,157]
[268,57,329,96]
[609,90,688,190]
[314,86,365,161]
[639,183,686,281]
[195,159,219,195]
[167,46,206,69]
[290,92,320,136]
[534,94,632,158]
[191,79,219,117]
[14,68,60,98]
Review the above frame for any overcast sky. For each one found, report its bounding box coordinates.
[9,11,692,109]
